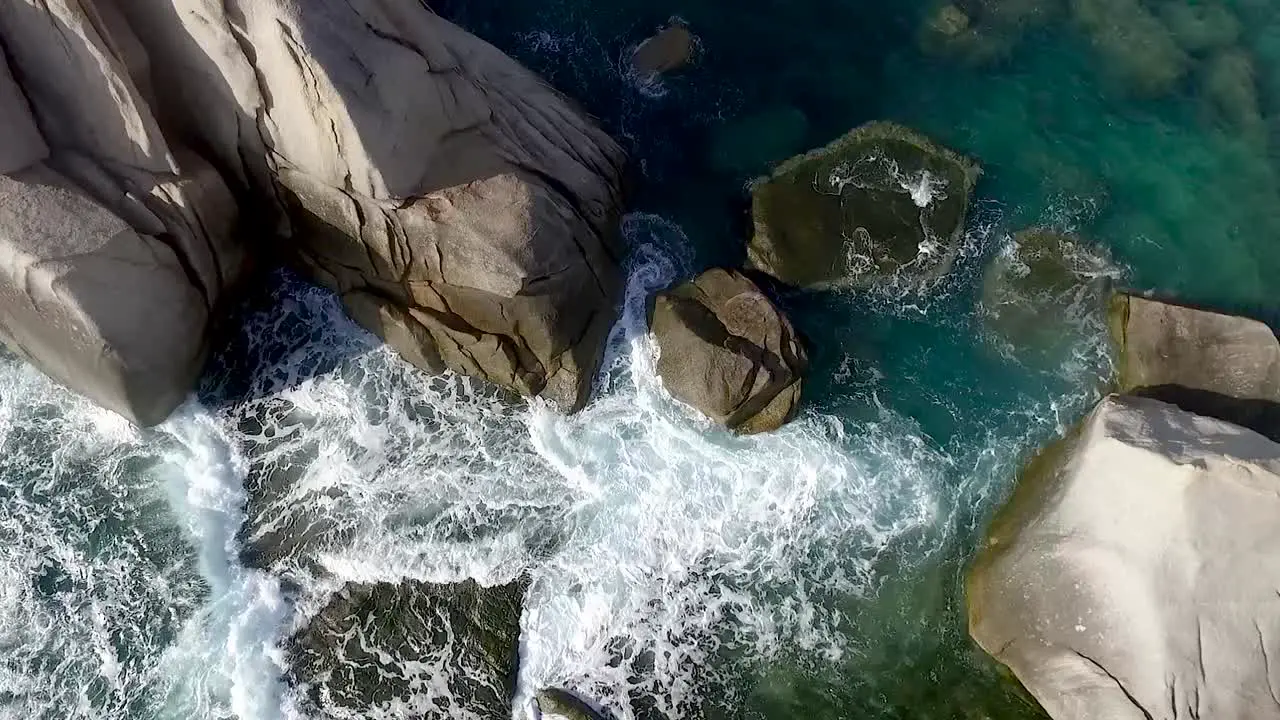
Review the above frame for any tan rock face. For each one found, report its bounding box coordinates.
[1109,293,1280,440]
[0,0,626,421]
[0,167,209,425]
[969,394,1280,720]
[648,269,807,434]
[115,0,627,411]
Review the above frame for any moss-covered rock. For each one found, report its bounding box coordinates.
[289,578,525,718]
[979,229,1112,362]
[649,268,807,434]
[747,122,981,289]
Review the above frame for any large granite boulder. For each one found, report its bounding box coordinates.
[969,394,1280,720]
[648,269,807,434]
[1109,292,1280,440]
[0,1,243,425]
[0,0,626,421]
[979,229,1111,362]
[747,122,980,290]
[112,0,626,411]
[290,579,525,719]
[0,167,213,425]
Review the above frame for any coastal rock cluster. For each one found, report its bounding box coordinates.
[647,121,979,433]
[0,0,625,425]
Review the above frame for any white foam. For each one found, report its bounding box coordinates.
[154,405,301,720]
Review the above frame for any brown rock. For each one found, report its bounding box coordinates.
[648,269,806,434]
[631,23,696,76]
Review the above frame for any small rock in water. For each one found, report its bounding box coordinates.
[649,268,807,434]
[979,228,1112,364]
[747,121,980,289]
[631,22,696,76]
[535,687,615,720]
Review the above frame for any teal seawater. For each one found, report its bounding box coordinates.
[433,0,1280,717]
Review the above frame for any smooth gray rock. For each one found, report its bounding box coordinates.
[290,579,526,719]
[0,167,209,425]
[1109,292,1280,440]
[970,394,1280,720]
[747,121,980,289]
[648,269,807,434]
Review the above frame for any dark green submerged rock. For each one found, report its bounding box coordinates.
[747,121,981,290]
[289,578,526,718]
[979,228,1113,363]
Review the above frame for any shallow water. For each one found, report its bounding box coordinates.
[1,0,1278,718]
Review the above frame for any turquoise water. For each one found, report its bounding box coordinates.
[0,1,1277,719]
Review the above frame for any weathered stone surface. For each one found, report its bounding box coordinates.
[0,167,209,425]
[0,0,245,424]
[0,0,625,419]
[969,394,1280,720]
[290,579,526,719]
[649,269,806,434]
[631,22,696,76]
[1109,292,1280,440]
[747,122,980,289]
[114,0,626,410]
[980,229,1111,361]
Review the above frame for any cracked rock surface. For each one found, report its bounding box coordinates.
[0,0,624,421]
[648,269,807,434]
[969,394,1280,720]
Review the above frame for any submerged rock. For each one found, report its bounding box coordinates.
[919,0,1061,66]
[747,121,980,289]
[0,0,625,423]
[631,21,696,76]
[1109,292,1280,440]
[970,394,1280,720]
[290,579,526,718]
[536,688,615,720]
[979,229,1112,362]
[1159,0,1240,54]
[649,269,807,434]
[1201,49,1265,139]
[1071,0,1189,97]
